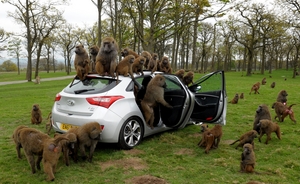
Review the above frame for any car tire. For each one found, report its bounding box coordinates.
[118,117,144,150]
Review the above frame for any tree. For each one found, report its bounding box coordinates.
[1,60,17,71]
[7,37,23,75]
[0,28,11,51]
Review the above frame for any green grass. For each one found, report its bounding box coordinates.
[0,69,300,184]
[0,71,76,81]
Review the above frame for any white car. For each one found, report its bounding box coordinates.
[52,70,227,149]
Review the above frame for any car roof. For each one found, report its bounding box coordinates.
[86,70,164,80]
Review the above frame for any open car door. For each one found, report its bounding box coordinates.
[188,70,227,125]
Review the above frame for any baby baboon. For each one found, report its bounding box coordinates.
[45,112,52,135]
[276,90,288,105]
[249,82,260,94]
[120,48,139,58]
[159,56,172,74]
[147,53,158,73]
[18,128,51,174]
[229,93,239,104]
[272,102,296,123]
[240,93,244,99]
[12,125,28,159]
[68,122,102,162]
[252,104,272,134]
[270,82,275,88]
[54,132,77,166]
[132,56,145,75]
[31,104,42,124]
[95,37,119,77]
[140,75,173,129]
[174,69,185,82]
[115,54,135,81]
[240,143,256,173]
[257,119,281,144]
[74,44,90,70]
[89,45,99,73]
[183,71,194,86]
[141,51,152,69]
[230,130,258,149]
[35,76,40,84]
[261,77,266,85]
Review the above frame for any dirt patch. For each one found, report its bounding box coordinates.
[100,157,147,171]
[175,148,194,155]
[125,175,169,184]
[123,148,145,155]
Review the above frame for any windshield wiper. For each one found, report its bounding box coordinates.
[74,89,95,94]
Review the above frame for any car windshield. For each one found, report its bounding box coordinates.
[64,77,118,94]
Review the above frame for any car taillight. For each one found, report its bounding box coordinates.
[86,96,124,108]
[55,93,61,101]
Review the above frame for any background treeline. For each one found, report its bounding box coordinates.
[0,0,299,81]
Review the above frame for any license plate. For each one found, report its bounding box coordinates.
[60,123,78,131]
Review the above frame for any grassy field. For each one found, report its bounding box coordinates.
[0,69,299,184]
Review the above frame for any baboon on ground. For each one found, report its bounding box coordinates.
[240,93,244,99]
[132,56,145,75]
[45,112,53,135]
[67,122,102,162]
[240,143,256,173]
[261,77,266,85]
[31,104,42,124]
[252,104,272,134]
[95,37,119,77]
[257,119,281,144]
[209,124,223,148]
[54,132,77,166]
[140,75,173,129]
[183,71,194,86]
[115,54,135,82]
[159,56,172,74]
[272,102,296,123]
[120,48,139,58]
[270,82,275,88]
[229,93,239,104]
[249,82,260,94]
[35,76,40,84]
[197,124,222,153]
[200,123,209,133]
[174,69,185,82]
[230,130,258,149]
[74,44,90,70]
[89,45,99,73]
[141,51,152,69]
[276,90,288,105]
[198,131,215,154]
[12,125,28,159]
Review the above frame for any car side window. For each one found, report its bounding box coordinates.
[163,75,183,90]
[192,72,223,93]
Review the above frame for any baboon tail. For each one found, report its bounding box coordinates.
[288,104,296,109]
[230,140,239,145]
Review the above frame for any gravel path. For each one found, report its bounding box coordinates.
[0,75,74,86]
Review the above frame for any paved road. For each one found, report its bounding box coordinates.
[0,75,74,86]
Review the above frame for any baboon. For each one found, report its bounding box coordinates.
[35,76,40,84]
[249,82,260,94]
[276,90,288,105]
[140,75,173,129]
[230,130,258,149]
[115,54,135,81]
[272,102,296,123]
[68,122,102,162]
[174,69,185,82]
[148,53,158,73]
[257,119,281,144]
[183,71,194,86]
[229,93,239,104]
[198,131,215,154]
[89,45,99,73]
[209,124,223,148]
[12,125,28,159]
[270,82,275,88]
[252,104,272,134]
[141,51,152,69]
[197,123,210,147]
[45,112,52,135]
[95,37,119,77]
[261,77,266,85]
[240,93,244,99]
[200,123,209,133]
[53,132,77,166]
[159,56,172,74]
[120,48,139,58]
[240,143,255,173]
[132,56,145,75]
[31,104,42,125]
[69,59,90,87]
[42,136,70,181]
[152,53,160,71]
[74,44,90,70]
[18,128,51,174]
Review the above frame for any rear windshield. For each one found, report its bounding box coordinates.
[64,77,118,94]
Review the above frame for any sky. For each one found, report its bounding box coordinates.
[0,0,99,33]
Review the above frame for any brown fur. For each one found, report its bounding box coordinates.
[53,132,77,166]
[272,102,296,123]
[152,53,161,71]
[67,122,102,162]
[252,104,272,134]
[240,143,255,173]
[69,59,90,87]
[45,112,53,135]
[95,37,119,77]
[183,71,194,86]
[197,123,210,148]
[159,56,172,74]
[276,90,288,104]
[89,45,99,73]
[35,76,40,84]
[147,53,158,73]
[120,48,139,58]
[270,82,275,88]
[209,124,223,148]
[31,104,42,124]
[257,119,281,144]
[198,131,215,154]
[12,125,28,159]
[229,93,239,104]
[141,51,152,69]
[174,69,185,82]
[261,77,266,85]
[74,44,90,70]
[140,75,173,129]
[132,56,145,75]
[240,93,244,99]
[249,82,260,94]
[230,130,258,149]
[200,123,209,133]
[116,54,135,81]
[18,128,51,174]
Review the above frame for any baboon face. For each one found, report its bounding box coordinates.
[101,37,118,53]
[33,104,40,111]
[162,57,169,64]
[152,53,158,60]
[129,56,135,64]
[139,57,145,64]
[89,46,99,55]
[75,44,85,54]
[243,143,252,155]
[256,105,267,114]
[200,124,209,132]
[280,90,288,97]
[121,48,129,57]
